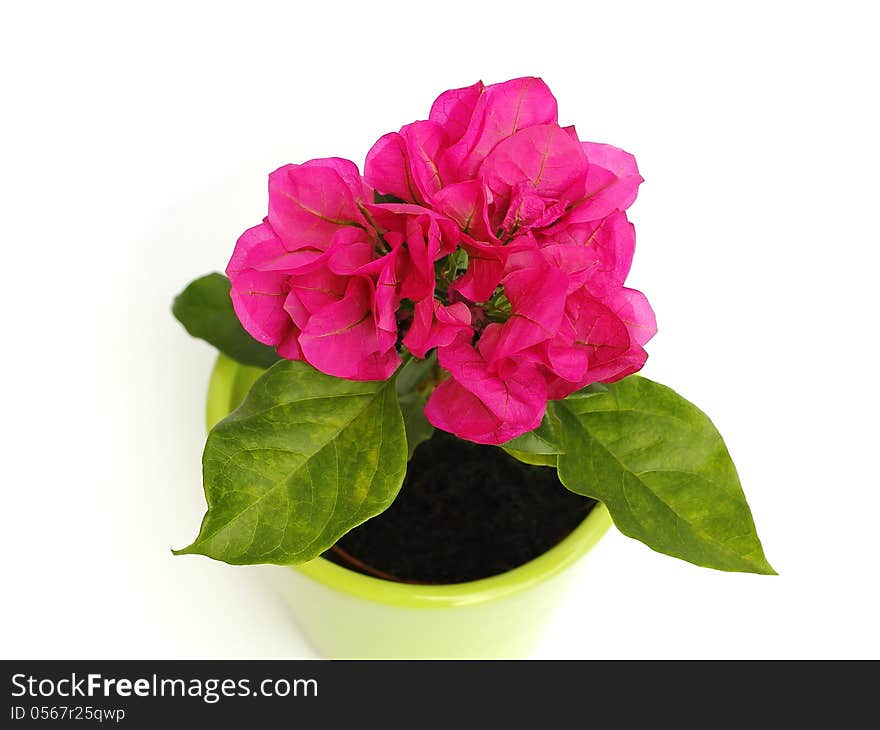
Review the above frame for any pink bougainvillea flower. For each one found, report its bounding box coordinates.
[228,159,464,382]
[488,246,570,361]
[365,75,655,443]
[364,201,467,358]
[572,142,643,222]
[363,122,446,205]
[365,77,646,307]
[424,329,547,445]
[228,158,402,380]
[436,77,558,182]
[268,158,371,249]
[537,210,636,298]
[229,77,656,445]
[481,124,589,232]
[227,222,300,346]
[424,242,656,441]
[298,275,401,381]
[538,285,656,400]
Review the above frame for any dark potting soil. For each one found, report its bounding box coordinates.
[324,430,596,584]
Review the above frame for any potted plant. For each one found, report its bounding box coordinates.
[173,76,774,659]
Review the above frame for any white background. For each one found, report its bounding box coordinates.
[2,1,878,659]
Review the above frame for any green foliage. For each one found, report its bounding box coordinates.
[172,273,280,368]
[395,355,438,459]
[501,411,562,467]
[176,360,407,565]
[173,272,773,574]
[551,377,774,574]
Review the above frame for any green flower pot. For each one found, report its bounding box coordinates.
[205,354,612,658]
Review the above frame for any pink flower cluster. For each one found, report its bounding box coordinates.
[227,77,656,445]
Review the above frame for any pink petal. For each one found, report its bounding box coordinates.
[227,220,325,273]
[432,180,493,240]
[429,80,484,144]
[268,160,369,250]
[402,121,445,201]
[364,121,445,205]
[561,124,579,141]
[226,223,294,345]
[564,142,643,222]
[307,225,404,355]
[397,214,441,301]
[498,183,567,233]
[302,157,372,204]
[534,240,594,293]
[424,378,505,444]
[539,210,636,297]
[373,253,402,353]
[482,124,588,206]
[489,248,569,360]
[541,287,656,398]
[582,142,641,185]
[439,77,559,181]
[227,268,291,346]
[610,286,657,347]
[542,339,589,383]
[560,294,631,373]
[364,132,418,202]
[426,333,547,444]
[364,205,453,302]
[299,278,400,380]
[403,298,472,358]
[324,227,379,275]
[227,221,277,276]
[276,330,303,361]
[450,233,537,303]
[283,267,347,330]
[441,329,546,429]
[449,254,505,303]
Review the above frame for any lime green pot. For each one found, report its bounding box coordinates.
[206,354,612,659]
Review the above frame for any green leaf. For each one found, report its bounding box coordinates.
[399,391,434,459]
[501,410,562,467]
[555,376,775,575]
[395,354,436,459]
[395,353,438,395]
[172,273,280,368]
[176,359,408,565]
